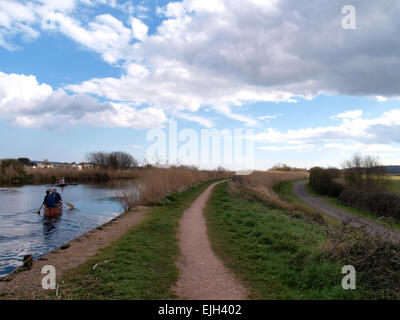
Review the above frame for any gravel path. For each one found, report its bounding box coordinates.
[293,180,399,240]
[0,207,148,299]
[174,181,248,300]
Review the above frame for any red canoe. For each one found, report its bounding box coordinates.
[43,206,62,216]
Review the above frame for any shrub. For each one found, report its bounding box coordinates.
[309,167,344,197]
[268,163,308,172]
[342,153,392,192]
[338,188,400,220]
[86,151,138,169]
[325,224,400,299]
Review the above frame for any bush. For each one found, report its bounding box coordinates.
[338,188,400,220]
[86,151,138,170]
[309,167,344,197]
[325,224,400,299]
[268,163,307,172]
[342,153,392,192]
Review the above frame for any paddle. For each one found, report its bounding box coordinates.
[61,201,75,209]
[36,203,43,215]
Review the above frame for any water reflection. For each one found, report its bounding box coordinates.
[42,215,62,240]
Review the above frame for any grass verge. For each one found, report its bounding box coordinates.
[55,180,216,300]
[205,182,363,299]
[273,179,340,226]
[275,180,400,231]
[305,183,400,231]
[392,177,400,194]
[272,178,307,205]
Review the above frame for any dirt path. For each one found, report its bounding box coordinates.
[174,181,248,300]
[0,207,147,299]
[293,180,400,240]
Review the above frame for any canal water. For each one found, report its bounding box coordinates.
[0,182,131,278]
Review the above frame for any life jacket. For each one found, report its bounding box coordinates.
[44,194,56,208]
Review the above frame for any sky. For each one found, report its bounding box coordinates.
[0,0,400,170]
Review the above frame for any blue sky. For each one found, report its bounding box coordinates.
[0,0,400,169]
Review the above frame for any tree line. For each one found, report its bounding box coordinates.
[86,151,138,170]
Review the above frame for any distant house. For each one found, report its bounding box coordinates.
[78,162,94,170]
[22,160,95,170]
[35,160,53,169]
[31,160,69,169]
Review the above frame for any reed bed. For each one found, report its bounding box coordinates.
[120,166,232,210]
[24,167,141,184]
[231,170,327,224]
[233,171,309,209]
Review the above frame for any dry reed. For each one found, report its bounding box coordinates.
[233,171,309,208]
[231,171,326,224]
[120,166,232,210]
[24,167,142,184]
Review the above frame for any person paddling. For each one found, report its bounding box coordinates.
[52,188,62,206]
[58,177,66,186]
[43,189,56,208]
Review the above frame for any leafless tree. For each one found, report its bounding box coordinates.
[342,153,392,192]
[86,151,138,170]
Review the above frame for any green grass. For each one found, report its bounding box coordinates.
[273,179,340,226]
[275,179,400,231]
[205,182,363,299]
[55,180,217,300]
[392,177,400,194]
[304,183,400,231]
[272,178,307,205]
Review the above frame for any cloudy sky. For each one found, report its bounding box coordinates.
[0,0,399,169]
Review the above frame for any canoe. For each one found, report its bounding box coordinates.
[43,206,62,216]
[55,183,78,187]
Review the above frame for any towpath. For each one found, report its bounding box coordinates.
[174,181,248,300]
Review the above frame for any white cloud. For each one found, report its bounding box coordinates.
[48,13,133,64]
[253,109,400,147]
[37,0,76,12]
[130,17,148,41]
[376,96,388,102]
[258,115,277,120]
[254,110,400,159]
[212,104,258,127]
[259,144,315,152]
[2,0,400,131]
[61,0,400,124]
[0,72,168,129]
[0,72,52,113]
[177,113,214,128]
[258,114,281,123]
[0,1,35,23]
[0,1,39,50]
[331,109,363,120]
[324,143,400,153]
